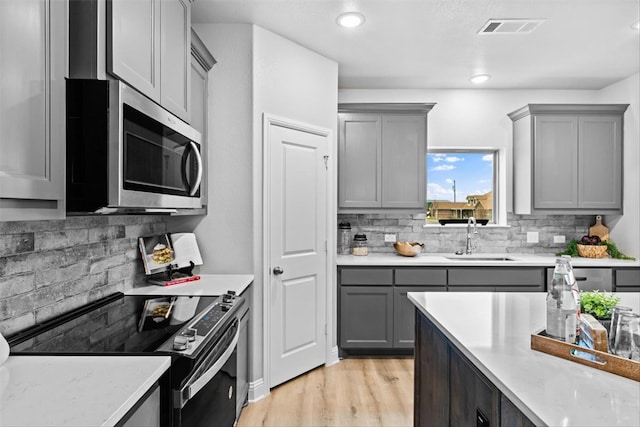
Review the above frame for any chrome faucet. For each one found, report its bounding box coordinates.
[465,216,478,255]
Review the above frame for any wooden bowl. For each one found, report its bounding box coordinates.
[394,241,424,257]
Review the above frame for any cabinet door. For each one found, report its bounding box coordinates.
[0,0,65,221]
[160,0,190,121]
[340,286,393,348]
[450,347,499,427]
[415,313,450,426]
[578,115,622,210]
[394,286,445,348]
[381,115,426,208]
[338,114,382,208]
[109,0,161,102]
[533,115,578,209]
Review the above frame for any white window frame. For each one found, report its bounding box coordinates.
[424,147,508,227]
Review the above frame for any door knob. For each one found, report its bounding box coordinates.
[273,266,284,275]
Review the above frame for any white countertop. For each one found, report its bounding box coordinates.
[127,273,254,296]
[0,355,170,427]
[408,291,640,427]
[338,252,640,267]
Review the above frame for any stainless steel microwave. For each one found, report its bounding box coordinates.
[66,79,203,213]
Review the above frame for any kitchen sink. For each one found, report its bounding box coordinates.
[444,255,517,261]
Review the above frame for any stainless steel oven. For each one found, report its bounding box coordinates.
[7,292,248,427]
[66,79,204,213]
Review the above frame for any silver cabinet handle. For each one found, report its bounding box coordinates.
[273,266,284,275]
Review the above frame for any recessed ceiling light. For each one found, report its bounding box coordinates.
[337,12,365,28]
[632,21,640,30]
[470,74,491,84]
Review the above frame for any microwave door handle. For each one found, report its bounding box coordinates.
[187,141,203,197]
[173,328,239,409]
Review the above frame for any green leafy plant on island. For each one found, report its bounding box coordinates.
[580,290,621,320]
[555,238,636,260]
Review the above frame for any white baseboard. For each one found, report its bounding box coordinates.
[248,378,269,403]
[326,345,340,366]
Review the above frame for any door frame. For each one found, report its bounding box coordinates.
[262,113,337,391]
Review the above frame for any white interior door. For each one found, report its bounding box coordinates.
[266,116,328,388]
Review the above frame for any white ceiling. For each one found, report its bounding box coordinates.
[192,0,640,90]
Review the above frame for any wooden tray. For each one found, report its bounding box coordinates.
[531,330,640,382]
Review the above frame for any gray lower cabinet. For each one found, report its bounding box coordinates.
[340,286,394,348]
[614,268,640,292]
[118,383,161,427]
[448,267,545,292]
[339,266,543,352]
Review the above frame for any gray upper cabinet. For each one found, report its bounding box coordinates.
[110,0,191,122]
[109,0,161,102]
[509,104,628,215]
[190,29,216,208]
[71,0,192,122]
[0,0,66,221]
[338,103,435,211]
[159,0,191,121]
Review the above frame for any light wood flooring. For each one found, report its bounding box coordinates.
[236,357,414,427]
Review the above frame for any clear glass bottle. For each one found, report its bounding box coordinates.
[546,258,578,343]
[338,222,351,255]
[562,254,581,341]
[351,233,368,256]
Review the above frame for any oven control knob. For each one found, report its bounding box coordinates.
[221,304,230,312]
[226,290,236,296]
[173,336,189,351]
[183,328,197,342]
[223,296,233,304]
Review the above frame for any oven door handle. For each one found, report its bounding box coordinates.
[174,328,239,409]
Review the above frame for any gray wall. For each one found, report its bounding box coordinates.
[338,213,594,254]
[0,215,171,336]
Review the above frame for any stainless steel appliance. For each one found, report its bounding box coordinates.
[66,79,204,213]
[7,291,247,427]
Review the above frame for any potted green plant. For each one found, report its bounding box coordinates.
[580,290,621,330]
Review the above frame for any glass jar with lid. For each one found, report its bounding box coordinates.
[352,233,368,256]
[338,222,351,255]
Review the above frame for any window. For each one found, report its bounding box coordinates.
[426,150,497,224]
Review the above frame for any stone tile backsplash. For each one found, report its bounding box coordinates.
[0,215,170,336]
[338,213,594,255]
[1,212,592,336]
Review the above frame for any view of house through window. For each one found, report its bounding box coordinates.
[426,151,495,223]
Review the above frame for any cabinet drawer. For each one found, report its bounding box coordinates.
[448,268,544,286]
[340,268,393,285]
[615,269,640,292]
[395,268,447,286]
[615,269,640,287]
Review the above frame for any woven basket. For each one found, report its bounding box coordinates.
[577,244,608,258]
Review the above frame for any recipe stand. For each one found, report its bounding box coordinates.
[146,261,201,286]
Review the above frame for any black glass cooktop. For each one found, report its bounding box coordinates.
[8,293,217,355]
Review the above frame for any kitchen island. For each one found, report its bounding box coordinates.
[408,291,640,426]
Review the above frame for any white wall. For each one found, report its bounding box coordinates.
[176,23,338,402]
[598,73,640,258]
[339,87,640,257]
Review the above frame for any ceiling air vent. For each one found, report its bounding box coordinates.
[478,19,545,35]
